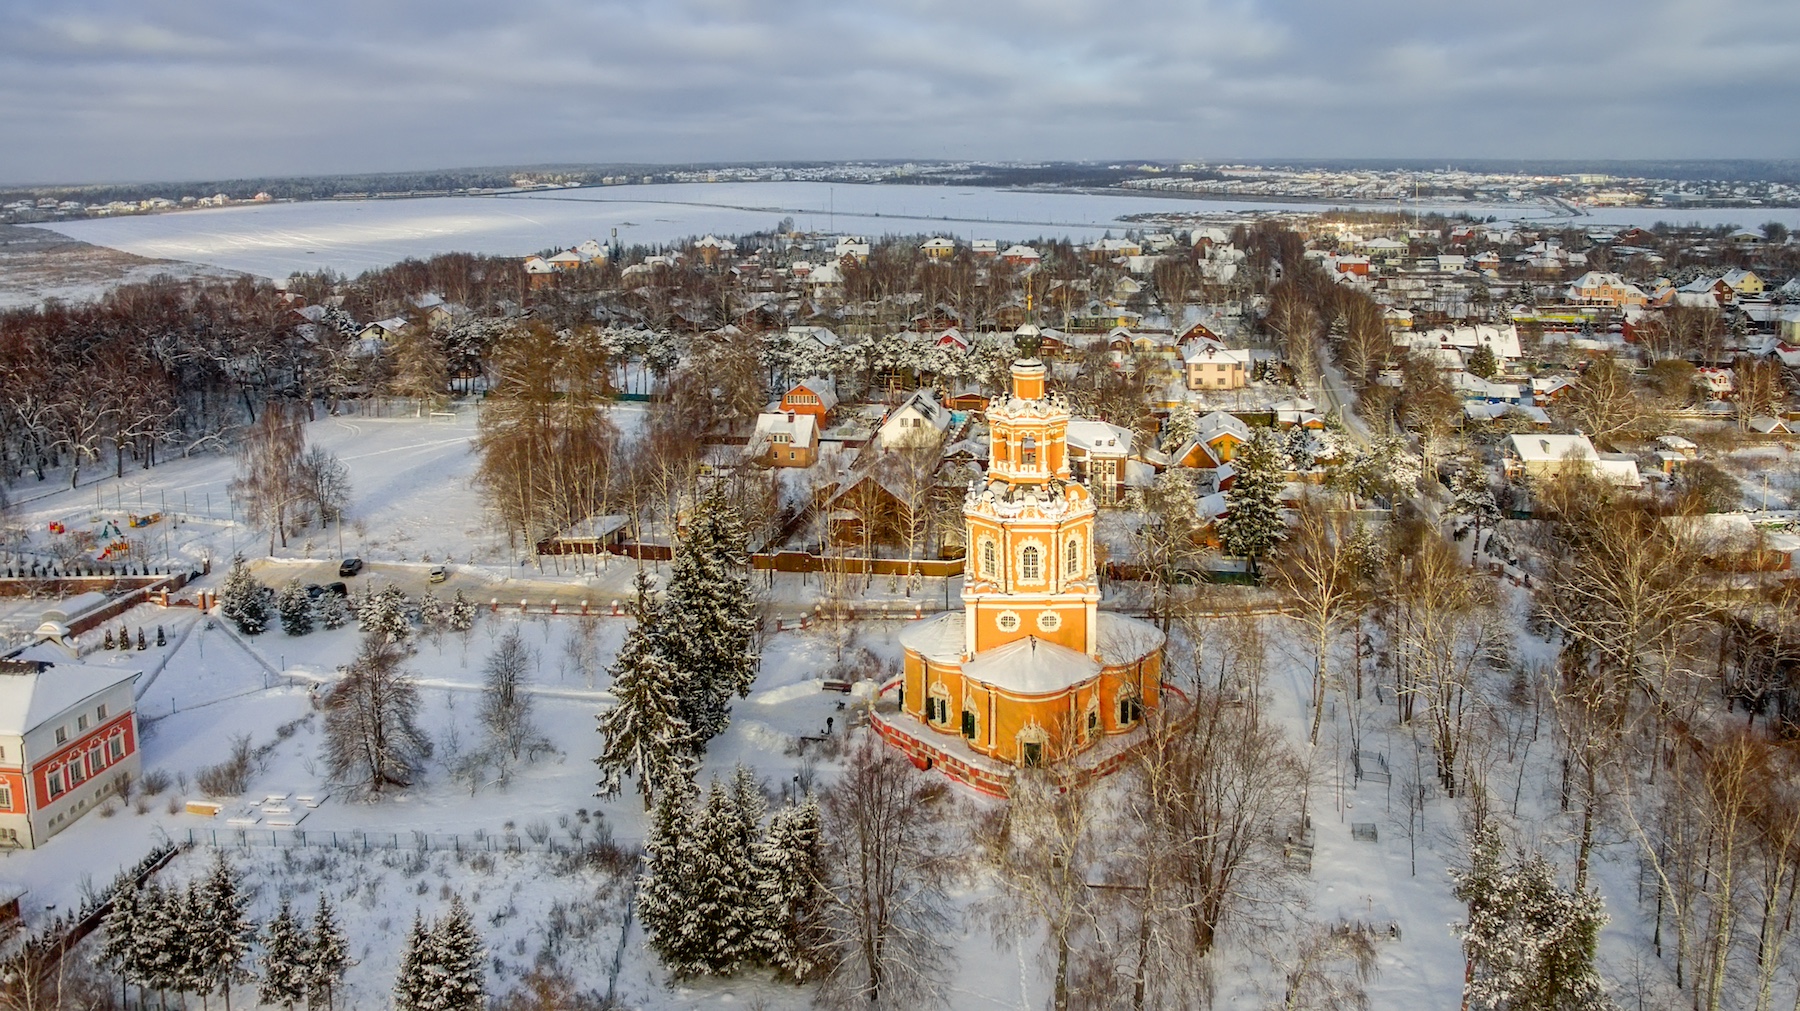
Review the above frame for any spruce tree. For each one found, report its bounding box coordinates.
[358,584,413,647]
[195,850,255,1010]
[431,896,486,1011]
[278,579,314,636]
[257,898,311,1010]
[219,554,269,635]
[596,571,695,808]
[1451,456,1502,566]
[639,783,701,975]
[393,912,436,1011]
[314,589,348,630]
[447,589,477,633]
[1218,427,1285,575]
[662,489,761,746]
[100,881,141,1008]
[136,882,182,1006]
[754,795,828,981]
[685,778,759,976]
[306,894,349,1011]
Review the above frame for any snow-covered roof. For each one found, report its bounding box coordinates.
[1066,419,1133,457]
[896,611,964,664]
[0,659,139,737]
[785,377,839,412]
[1095,613,1166,667]
[963,636,1101,696]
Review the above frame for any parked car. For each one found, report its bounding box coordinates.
[428,565,448,584]
[325,581,348,597]
[338,558,364,577]
[305,583,326,600]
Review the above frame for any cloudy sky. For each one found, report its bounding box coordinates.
[3,0,1796,185]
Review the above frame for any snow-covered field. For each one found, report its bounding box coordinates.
[42,181,1800,281]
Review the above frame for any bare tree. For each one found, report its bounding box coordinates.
[230,400,307,551]
[1267,495,1368,746]
[479,627,546,772]
[814,735,958,1009]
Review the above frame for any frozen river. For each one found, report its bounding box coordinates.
[40,180,1800,280]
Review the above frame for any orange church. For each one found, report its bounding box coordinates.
[879,335,1165,794]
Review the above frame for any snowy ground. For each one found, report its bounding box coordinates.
[0,223,241,309]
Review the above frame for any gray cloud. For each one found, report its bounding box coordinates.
[2,0,1796,184]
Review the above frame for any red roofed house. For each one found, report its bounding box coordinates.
[0,658,142,848]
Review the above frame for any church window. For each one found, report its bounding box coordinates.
[1086,703,1100,739]
[1022,435,1037,467]
[982,539,997,579]
[996,611,1021,633]
[1021,546,1041,582]
[1118,695,1144,726]
[1065,537,1080,576]
[1022,741,1043,768]
[961,709,977,740]
[926,688,951,726]
[1036,611,1061,632]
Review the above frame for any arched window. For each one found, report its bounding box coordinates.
[1065,537,1080,577]
[1021,546,1041,582]
[1022,435,1037,468]
[982,539,997,579]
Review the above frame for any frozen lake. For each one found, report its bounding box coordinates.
[40,180,1800,280]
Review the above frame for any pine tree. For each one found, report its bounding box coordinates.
[596,571,695,809]
[314,589,348,630]
[393,912,436,1011]
[431,896,486,1011]
[219,554,270,635]
[194,849,255,1010]
[1453,823,1608,1011]
[662,489,761,746]
[640,783,701,975]
[306,894,349,1011]
[1218,427,1285,575]
[755,795,828,981]
[1451,456,1502,567]
[257,898,311,1010]
[279,579,314,636]
[418,590,446,636]
[1161,402,1199,453]
[135,881,183,1005]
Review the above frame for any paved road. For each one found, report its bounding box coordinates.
[247,558,639,611]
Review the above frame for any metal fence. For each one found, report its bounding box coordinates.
[184,826,598,854]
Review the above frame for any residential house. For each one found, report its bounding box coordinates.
[876,390,952,450]
[779,378,839,421]
[1501,433,1640,486]
[972,239,999,258]
[921,237,956,259]
[1001,244,1042,266]
[834,236,871,262]
[1565,271,1650,309]
[748,411,819,468]
[1183,340,1253,390]
[0,658,143,848]
[1722,268,1765,297]
[357,316,411,342]
[1065,419,1133,506]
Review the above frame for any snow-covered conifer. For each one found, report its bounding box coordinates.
[1218,427,1285,575]
[219,554,269,635]
[314,589,348,630]
[278,579,314,636]
[596,571,695,808]
[755,794,828,981]
[431,896,486,1011]
[193,849,255,1009]
[1161,402,1199,453]
[1451,456,1502,566]
[358,583,413,647]
[662,488,760,746]
[100,881,143,1004]
[418,590,446,636]
[257,897,311,1010]
[392,912,436,1011]
[306,893,349,1011]
[639,782,701,974]
[683,778,760,976]
[447,589,478,633]
[1453,823,1608,1011]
